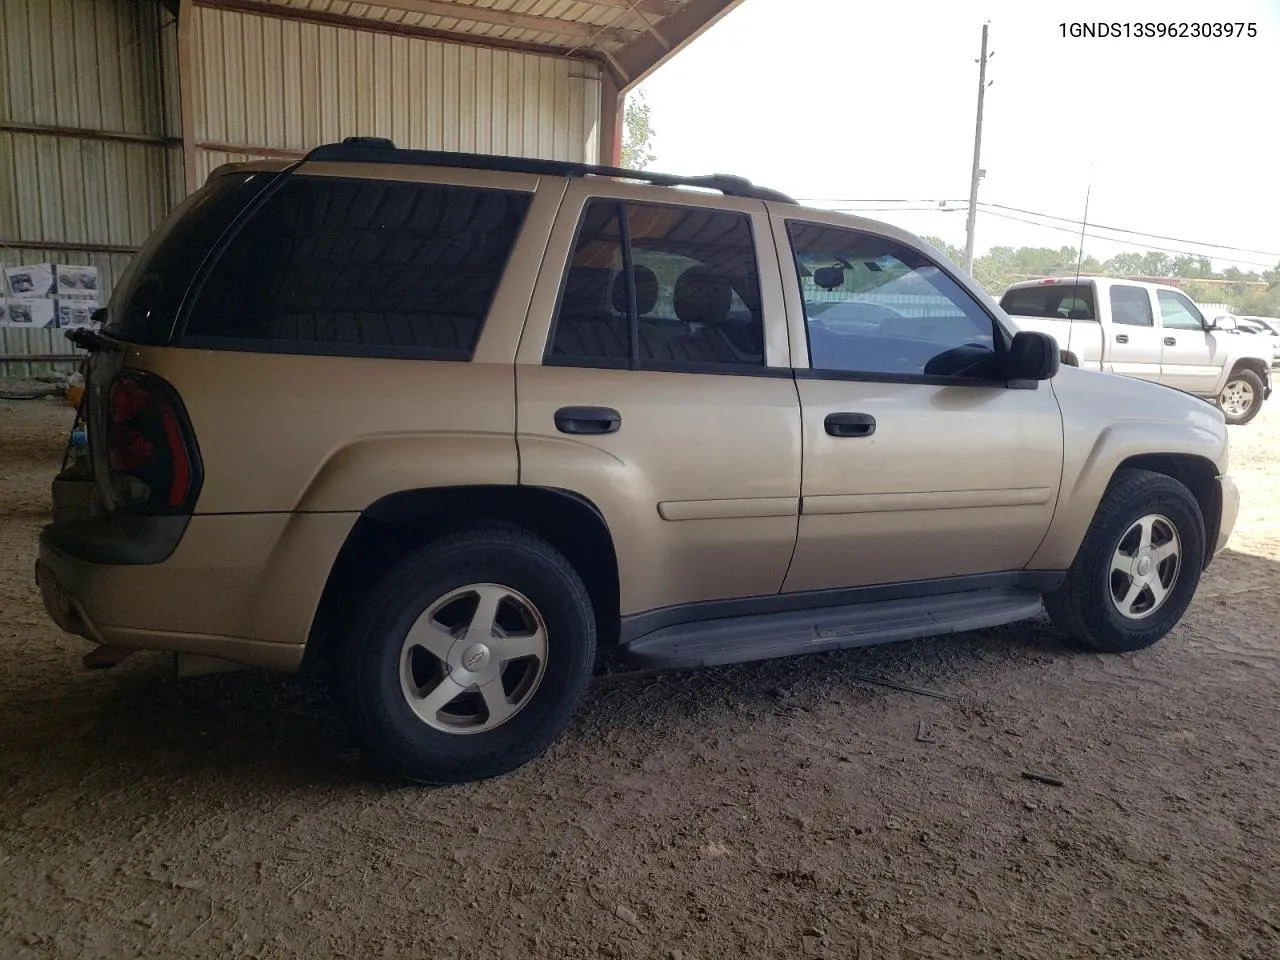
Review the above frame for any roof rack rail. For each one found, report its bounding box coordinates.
[302,137,797,204]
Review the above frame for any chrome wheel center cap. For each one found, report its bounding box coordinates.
[1135,555,1153,578]
[461,643,491,672]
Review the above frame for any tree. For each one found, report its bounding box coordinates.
[621,91,656,170]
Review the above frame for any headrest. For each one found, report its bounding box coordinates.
[673,267,733,325]
[611,265,659,316]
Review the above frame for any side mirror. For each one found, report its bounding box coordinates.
[1005,330,1060,382]
[1210,315,1238,331]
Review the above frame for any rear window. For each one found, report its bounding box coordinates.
[181,176,533,359]
[105,172,274,342]
[999,283,1096,320]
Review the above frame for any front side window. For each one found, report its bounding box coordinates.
[787,221,997,379]
[1109,285,1155,327]
[1157,290,1205,331]
[183,176,533,358]
[548,200,764,370]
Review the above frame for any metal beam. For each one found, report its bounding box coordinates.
[177,0,199,194]
[599,72,622,166]
[353,0,634,43]
[194,0,609,60]
[576,0,680,14]
[194,140,306,158]
[0,239,140,254]
[610,0,746,93]
[0,122,180,148]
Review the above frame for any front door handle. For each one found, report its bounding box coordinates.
[825,412,876,438]
[1164,336,1176,346]
[554,406,621,435]
[1115,333,1129,344]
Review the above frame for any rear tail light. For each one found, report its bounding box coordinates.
[105,372,202,513]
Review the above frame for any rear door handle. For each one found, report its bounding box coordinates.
[825,412,876,438]
[1164,336,1176,346]
[554,406,621,435]
[1115,333,1129,344]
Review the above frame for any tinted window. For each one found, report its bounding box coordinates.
[106,172,274,343]
[1157,290,1205,331]
[1000,284,1096,320]
[1109,285,1154,327]
[548,200,764,370]
[184,176,532,358]
[788,222,996,379]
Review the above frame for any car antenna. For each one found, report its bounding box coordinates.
[1073,167,1092,291]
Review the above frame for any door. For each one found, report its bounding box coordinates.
[516,186,801,617]
[774,215,1064,593]
[1104,283,1164,382]
[1156,289,1221,394]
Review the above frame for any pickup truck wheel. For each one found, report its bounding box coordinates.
[1218,369,1264,425]
[1046,470,1205,653]
[336,526,595,784]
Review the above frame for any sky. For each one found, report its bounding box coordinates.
[634,0,1280,271]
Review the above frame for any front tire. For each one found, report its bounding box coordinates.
[1219,368,1264,425]
[1046,470,1205,653]
[336,526,596,784]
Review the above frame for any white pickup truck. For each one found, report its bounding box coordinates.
[1000,277,1273,425]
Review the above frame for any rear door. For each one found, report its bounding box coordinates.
[516,183,801,620]
[775,213,1063,592]
[1102,283,1163,382]
[1156,288,1222,394]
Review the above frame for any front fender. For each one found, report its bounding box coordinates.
[1028,411,1226,571]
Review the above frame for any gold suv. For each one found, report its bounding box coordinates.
[37,138,1240,783]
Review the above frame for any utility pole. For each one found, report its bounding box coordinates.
[963,23,992,273]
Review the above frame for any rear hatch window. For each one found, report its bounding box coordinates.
[999,283,1096,320]
[104,171,278,343]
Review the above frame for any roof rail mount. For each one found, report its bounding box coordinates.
[303,139,796,204]
[341,136,396,149]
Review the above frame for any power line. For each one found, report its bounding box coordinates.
[795,197,1280,261]
[979,202,1280,258]
[977,209,1277,269]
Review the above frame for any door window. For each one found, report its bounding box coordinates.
[787,222,997,379]
[1109,285,1155,327]
[1156,290,1206,331]
[548,200,764,371]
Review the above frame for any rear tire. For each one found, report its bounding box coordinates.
[1046,470,1205,653]
[1219,368,1264,425]
[336,525,595,784]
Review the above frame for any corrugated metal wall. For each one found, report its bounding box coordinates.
[189,6,602,183]
[3,0,604,372]
[0,0,181,373]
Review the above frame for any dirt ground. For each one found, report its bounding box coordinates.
[2,393,1278,960]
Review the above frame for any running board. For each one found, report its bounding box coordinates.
[621,588,1045,670]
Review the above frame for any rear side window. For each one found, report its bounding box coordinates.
[999,284,1096,320]
[106,172,274,343]
[547,199,764,370]
[182,176,532,359]
[1109,285,1154,326]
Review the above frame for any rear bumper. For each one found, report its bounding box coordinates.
[36,511,357,672]
[1213,474,1240,558]
[36,538,304,672]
